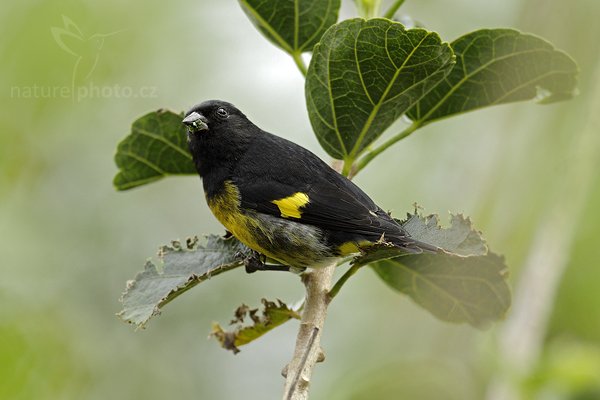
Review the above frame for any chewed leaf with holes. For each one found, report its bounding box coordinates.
[408,29,579,124]
[113,109,195,190]
[306,18,454,159]
[353,212,510,328]
[239,0,340,55]
[371,253,510,328]
[401,213,487,257]
[118,235,250,328]
[354,212,488,267]
[211,299,301,354]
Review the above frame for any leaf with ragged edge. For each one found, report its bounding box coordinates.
[371,253,510,328]
[402,213,487,257]
[239,0,341,55]
[211,299,301,354]
[306,18,455,160]
[354,212,488,266]
[352,212,510,328]
[113,109,195,191]
[118,235,250,328]
[408,29,579,124]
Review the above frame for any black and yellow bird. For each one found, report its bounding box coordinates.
[183,100,438,271]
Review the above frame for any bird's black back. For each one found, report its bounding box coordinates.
[232,130,410,245]
[185,100,429,254]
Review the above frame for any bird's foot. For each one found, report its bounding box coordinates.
[243,251,291,273]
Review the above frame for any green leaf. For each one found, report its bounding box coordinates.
[211,299,301,354]
[118,235,250,328]
[408,29,579,124]
[113,109,195,191]
[402,213,487,257]
[371,253,510,328]
[306,18,455,160]
[353,212,488,267]
[239,0,341,55]
[352,212,510,328]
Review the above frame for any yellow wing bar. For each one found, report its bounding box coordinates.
[271,192,310,219]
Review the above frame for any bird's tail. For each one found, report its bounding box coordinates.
[385,231,441,255]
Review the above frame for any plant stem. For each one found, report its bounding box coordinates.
[283,107,418,400]
[353,121,421,176]
[383,0,406,19]
[328,264,362,301]
[282,264,336,400]
[282,159,347,400]
[341,158,354,177]
[354,0,382,18]
[292,52,308,77]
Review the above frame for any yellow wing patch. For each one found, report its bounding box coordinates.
[338,240,374,255]
[271,192,309,219]
[338,242,360,255]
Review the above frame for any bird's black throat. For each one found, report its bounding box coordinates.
[187,125,256,198]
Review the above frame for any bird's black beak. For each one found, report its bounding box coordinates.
[183,112,209,133]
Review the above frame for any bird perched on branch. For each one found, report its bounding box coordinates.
[183,100,438,272]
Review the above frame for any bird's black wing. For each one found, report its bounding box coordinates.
[232,132,407,241]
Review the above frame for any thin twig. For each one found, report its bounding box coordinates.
[282,266,336,400]
[282,161,348,400]
[285,327,319,400]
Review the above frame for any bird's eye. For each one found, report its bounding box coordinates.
[216,108,228,118]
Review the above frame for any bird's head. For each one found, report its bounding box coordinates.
[183,100,251,140]
[183,100,258,175]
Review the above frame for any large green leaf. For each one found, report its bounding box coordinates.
[306,18,454,160]
[118,235,250,328]
[239,0,341,55]
[408,29,579,124]
[211,299,301,354]
[353,213,510,328]
[371,253,510,328]
[113,109,195,191]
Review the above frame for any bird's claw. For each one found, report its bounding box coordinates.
[244,252,265,274]
[243,251,292,273]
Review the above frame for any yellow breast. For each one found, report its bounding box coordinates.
[205,180,337,269]
[206,180,275,259]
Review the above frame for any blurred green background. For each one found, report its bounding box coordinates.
[2,0,599,399]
